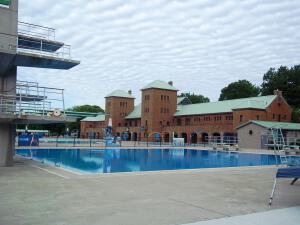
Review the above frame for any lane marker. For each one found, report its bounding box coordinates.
[31,165,70,179]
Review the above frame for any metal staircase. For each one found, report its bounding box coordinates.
[270,126,288,165]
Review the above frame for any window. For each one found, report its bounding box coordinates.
[185,118,191,125]
[167,121,170,126]
[240,115,243,122]
[249,130,253,135]
[176,118,181,126]
[256,115,259,120]
[161,95,163,100]
[278,114,281,122]
[118,123,121,126]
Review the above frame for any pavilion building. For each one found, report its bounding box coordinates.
[81,80,292,143]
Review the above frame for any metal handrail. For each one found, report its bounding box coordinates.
[0,81,65,118]
[0,32,72,60]
[18,21,55,40]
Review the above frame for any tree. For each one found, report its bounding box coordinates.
[22,105,105,136]
[261,65,300,108]
[69,105,104,113]
[292,108,300,123]
[66,105,105,135]
[178,93,210,104]
[219,80,260,101]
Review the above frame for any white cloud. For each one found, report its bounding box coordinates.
[18,0,300,108]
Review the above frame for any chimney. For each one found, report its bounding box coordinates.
[274,89,282,97]
[168,81,173,86]
[128,90,132,95]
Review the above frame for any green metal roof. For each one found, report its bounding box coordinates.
[125,104,141,119]
[175,95,276,117]
[238,120,300,131]
[105,90,134,99]
[81,114,105,122]
[177,97,185,104]
[141,80,178,91]
[65,111,102,118]
[16,129,49,133]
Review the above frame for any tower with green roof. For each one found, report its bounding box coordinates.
[105,90,135,134]
[141,80,178,140]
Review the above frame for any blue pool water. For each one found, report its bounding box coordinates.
[16,149,300,174]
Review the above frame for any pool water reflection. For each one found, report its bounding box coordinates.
[16,148,300,174]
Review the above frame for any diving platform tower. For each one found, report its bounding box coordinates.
[0,0,80,166]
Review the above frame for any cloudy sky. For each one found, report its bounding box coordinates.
[18,0,300,109]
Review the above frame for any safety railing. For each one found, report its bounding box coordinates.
[18,35,71,58]
[266,135,300,149]
[18,21,56,40]
[0,81,65,118]
[0,32,72,60]
[14,136,240,149]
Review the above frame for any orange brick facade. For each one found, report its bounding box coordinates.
[81,84,292,143]
[80,121,106,139]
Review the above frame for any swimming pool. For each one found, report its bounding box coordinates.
[16,148,300,174]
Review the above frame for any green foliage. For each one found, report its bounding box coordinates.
[22,105,104,136]
[66,105,104,136]
[261,65,300,108]
[178,92,210,104]
[219,80,260,101]
[292,108,300,123]
[69,105,104,113]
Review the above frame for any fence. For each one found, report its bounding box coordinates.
[0,21,72,60]
[16,136,238,149]
[0,80,65,118]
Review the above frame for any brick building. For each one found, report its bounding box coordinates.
[80,80,292,143]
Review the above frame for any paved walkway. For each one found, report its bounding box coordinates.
[0,157,299,225]
[183,206,300,225]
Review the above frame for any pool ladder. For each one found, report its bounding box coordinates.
[270,127,288,165]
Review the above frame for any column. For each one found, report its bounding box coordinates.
[0,123,15,166]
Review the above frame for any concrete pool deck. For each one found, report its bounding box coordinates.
[0,157,299,225]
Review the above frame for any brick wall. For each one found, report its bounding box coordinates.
[80,121,106,138]
[105,96,134,133]
[80,90,293,143]
[141,88,177,140]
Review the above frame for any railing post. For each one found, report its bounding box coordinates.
[147,134,149,147]
[18,90,22,117]
[42,88,45,117]
[90,138,92,147]
[73,136,76,147]
[40,40,43,55]
[62,89,65,118]
[56,136,58,147]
